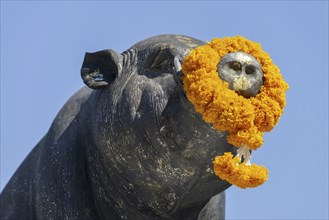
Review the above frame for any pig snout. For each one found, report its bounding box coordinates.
[217,51,264,98]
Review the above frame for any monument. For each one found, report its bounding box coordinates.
[0,35,288,220]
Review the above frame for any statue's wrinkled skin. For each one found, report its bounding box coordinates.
[0,35,263,220]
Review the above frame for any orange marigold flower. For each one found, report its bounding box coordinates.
[182,36,288,188]
[227,127,264,150]
[213,152,268,189]
[182,36,288,149]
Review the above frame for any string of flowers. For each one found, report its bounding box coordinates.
[181,36,288,188]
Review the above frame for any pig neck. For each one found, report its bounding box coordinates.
[80,90,171,219]
[81,85,227,219]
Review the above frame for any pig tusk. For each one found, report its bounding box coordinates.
[174,57,182,72]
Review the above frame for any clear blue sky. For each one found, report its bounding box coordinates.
[1,1,328,219]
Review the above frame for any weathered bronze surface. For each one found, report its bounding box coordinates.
[0,35,260,220]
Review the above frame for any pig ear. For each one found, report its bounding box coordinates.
[81,49,123,89]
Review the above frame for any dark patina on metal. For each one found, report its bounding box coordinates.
[1,35,264,220]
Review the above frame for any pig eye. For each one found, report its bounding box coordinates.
[228,61,242,71]
[245,65,256,75]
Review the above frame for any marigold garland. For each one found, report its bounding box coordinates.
[181,36,288,188]
[213,152,268,189]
